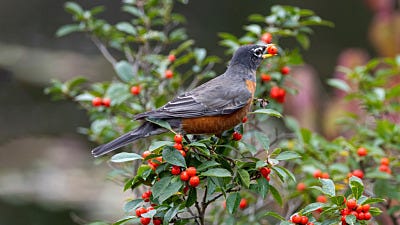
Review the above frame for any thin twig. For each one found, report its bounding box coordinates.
[90,36,117,66]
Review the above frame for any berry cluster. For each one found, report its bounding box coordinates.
[135,206,162,225]
[173,134,187,157]
[313,169,330,179]
[290,214,313,225]
[142,151,163,171]
[270,86,286,103]
[341,199,372,223]
[259,167,271,181]
[178,166,200,187]
[379,157,391,174]
[92,97,111,107]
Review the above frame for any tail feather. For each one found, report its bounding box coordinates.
[91,121,166,157]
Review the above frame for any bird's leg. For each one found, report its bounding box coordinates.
[253,98,269,108]
[183,134,192,144]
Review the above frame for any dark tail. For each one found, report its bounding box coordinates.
[91,121,167,157]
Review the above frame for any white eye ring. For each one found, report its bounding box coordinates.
[253,47,264,57]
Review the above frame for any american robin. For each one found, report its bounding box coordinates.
[92,44,274,157]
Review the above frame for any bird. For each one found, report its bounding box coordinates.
[92,44,274,157]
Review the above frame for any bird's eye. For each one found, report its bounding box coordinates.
[253,47,264,58]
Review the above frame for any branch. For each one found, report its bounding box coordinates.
[90,35,117,66]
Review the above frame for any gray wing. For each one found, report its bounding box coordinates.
[134,76,251,120]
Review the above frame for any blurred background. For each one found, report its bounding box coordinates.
[0,0,398,224]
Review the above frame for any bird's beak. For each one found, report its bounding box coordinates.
[262,53,276,59]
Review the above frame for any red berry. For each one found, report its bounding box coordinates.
[142,151,151,159]
[357,147,367,157]
[260,167,271,178]
[300,216,309,225]
[165,69,174,79]
[379,164,390,172]
[130,86,141,95]
[135,207,146,217]
[189,176,200,187]
[313,169,322,178]
[281,66,290,75]
[153,218,162,225]
[183,186,189,194]
[168,54,176,62]
[307,223,314,225]
[102,97,111,107]
[186,167,197,177]
[180,171,190,181]
[242,116,248,123]
[261,73,272,82]
[321,172,330,179]
[232,132,242,141]
[296,182,307,192]
[222,201,226,209]
[341,208,350,215]
[171,165,181,175]
[357,212,365,220]
[362,204,370,212]
[346,199,357,209]
[350,211,358,217]
[356,205,363,213]
[316,195,327,203]
[179,150,186,157]
[142,190,152,202]
[174,143,183,150]
[266,45,278,55]
[266,174,270,181]
[291,214,301,224]
[270,86,286,103]
[341,215,347,222]
[147,206,154,211]
[239,198,247,209]
[92,97,102,107]
[174,134,183,143]
[364,212,372,220]
[352,169,364,179]
[381,157,390,166]
[261,32,272,44]
[140,217,151,225]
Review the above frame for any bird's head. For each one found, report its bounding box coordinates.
[229,44,276,71]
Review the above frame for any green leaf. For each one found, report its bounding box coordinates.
[244,24,262,35]
[122,5,144,18]
[264,211,285,221]
[112,216,136,225]
[163,205,179,224]
[162,146,186,167]
[146,118,173,131]
[238,169,250,188]
[274,166,296,183]
[186,187,197,207]
[254,131,270,150]
[296,33,310,49]
[152,177,183,202]
[302,202,325,214]
[320,178,336,197]
[105,83,131,105]
[226,192,241,214]
[197,161,220,171]
[149,141,173,152]
[116,22,137,35]
[327,78,350,92]
[275,151,300,160]
[110,152,142,163]
[269,185,283,206]
[114,60,134,82]
[141,209,156,218]
[123,199,143,213]
[64,2,83,15]
[349,176,364,199]
[56,24,82,37]
[345,214,356,225]
[251,109,283,118]
[369,207,382,216]
[330,196,345,206]
[201,168,232,177]
[360,197,385,205]
[256,177,269,198]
